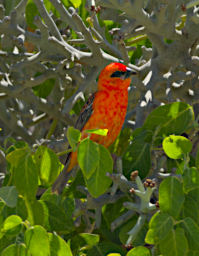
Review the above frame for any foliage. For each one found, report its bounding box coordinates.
[0,0,199,255]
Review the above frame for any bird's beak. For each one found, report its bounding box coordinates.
[125,67,137,78]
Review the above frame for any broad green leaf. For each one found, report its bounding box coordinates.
[163,135,192,159]
[78,138,99,179]
[30,200,46,226]
[159,177,184,219]
[183,167,199,193]
[6,147,30,166]
[1,243,27,256]
[48,233,73,256]
[32,75,55,98]
[69,0,82,8]
[189,187,199,201]
[187,251,199,256]
[42,201,74,232]
[85,128,108,136]
[79,233,100,246]
[25,225,50,256]
[180,217,199,250]
[34,146,62,185]
[0,186,18,208]
[6,141,29,156]
[71,233,100,253]
[181,195,199,224]
[25,0,39,29]
[40,189,61,205]
[0,201,5,217]
[195,147,199,170]
[4,0,20,15]
[143,102,194,143]
[110,128,133,156]
[16,197,28,220]
[122,129,151,178]
[159,228,188,256]
[1,215,22,237]
[0,236,15,253]
[66,126,81,151]
[85,144,113,197]
[62,198,75,219]
[127,246,151,256]
[8,149,38,200]
[145,211,173,244]
[43,0,59,17]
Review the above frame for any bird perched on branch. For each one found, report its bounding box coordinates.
[53,62,137,193]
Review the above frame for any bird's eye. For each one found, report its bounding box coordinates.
[110,71,126,78]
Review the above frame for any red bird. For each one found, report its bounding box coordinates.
[53,62,136,193]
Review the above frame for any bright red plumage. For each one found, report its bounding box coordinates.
[67,62,136,172]
[52,63,136,193]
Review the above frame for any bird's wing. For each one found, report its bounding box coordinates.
[74,92,95,131]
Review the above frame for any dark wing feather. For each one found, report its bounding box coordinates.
[75,93,95,131]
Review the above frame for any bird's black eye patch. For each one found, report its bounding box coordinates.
[110,70,126,78]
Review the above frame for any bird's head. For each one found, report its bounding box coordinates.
[98,62,137,91]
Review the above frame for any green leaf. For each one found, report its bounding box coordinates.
[163,135,192,159]
[123,129,151,178]
[180,217,199,250]
[78,138,99,179]
[69,0,82,8]
[143,102,194,144]
[25,0,39,29]
[25,225,50,256]
[4,0,20,15]
[159,177,184,219]
[187,251,199,256]
[48,233,73,256]
[40,189,61,205]
[1,243,27,256]
[159,228,188,256]
[0,186,18,208]
[181,195,199,224]
[42,201,74,232]
[145,211,173,244]
[85,129,108,136]
[1,215,22,237]
[127,246,151,256]
[34,146,62,185]
[71,233,100,253]
[85,144,113,197]
[66,126,81,151]
[183,167,199,193]
[30,200,46,226]
[62,197,75,219]
[32,75,55,98]
[79,233,100,246]
[195,147,199,170]
[7,149,38,200]
[43,0,59,17]
[6,147,30,166]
